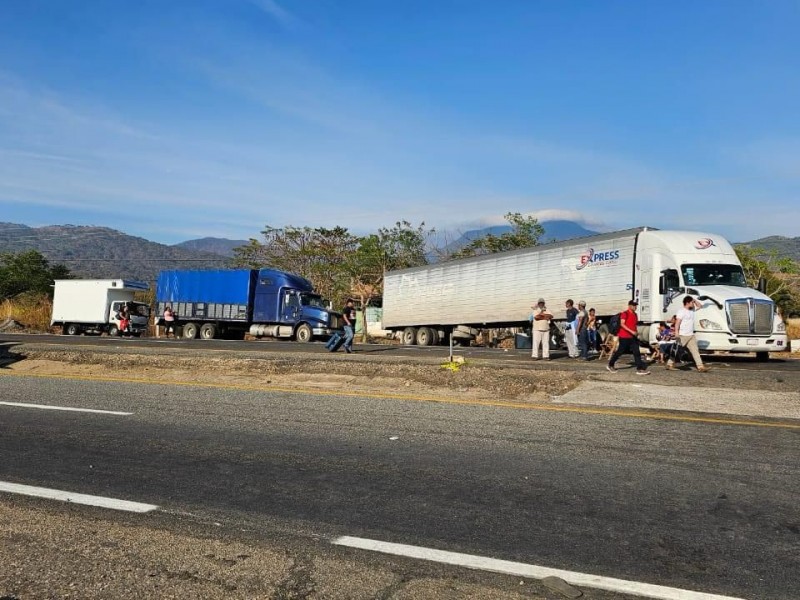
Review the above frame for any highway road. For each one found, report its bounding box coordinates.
[2,332,798,372]
[1,372,798,598]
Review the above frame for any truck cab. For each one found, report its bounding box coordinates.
[636,231,788,359]
[109,300,150,336]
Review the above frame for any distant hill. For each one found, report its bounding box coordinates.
[173,236,249,257]
[442,220,599,256]
[738,236,800,263]
[0,223,229,282]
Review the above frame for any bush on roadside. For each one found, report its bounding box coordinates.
[787,318,800,340]
[0,293,53,331]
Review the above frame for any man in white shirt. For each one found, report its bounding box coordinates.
[530,298,553,360]
[667,296,709,372]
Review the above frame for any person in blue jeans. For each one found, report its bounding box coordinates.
[341,298,356,353]
[328,299,356,353]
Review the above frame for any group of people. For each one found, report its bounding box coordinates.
[529,298,601,361]
[530,295,709,375]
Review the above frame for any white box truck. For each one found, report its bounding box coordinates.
[51,279,151,336]
[382,227,789,359]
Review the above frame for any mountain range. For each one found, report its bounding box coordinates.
[0,223,229,282]
[1,221,797,282]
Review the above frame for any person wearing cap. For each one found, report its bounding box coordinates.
[667,296,709,372]
[530,298,553,360]
[576,300,590,360]
[606,300,650,375]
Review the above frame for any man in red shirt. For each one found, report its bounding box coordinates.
[607,300,650,375]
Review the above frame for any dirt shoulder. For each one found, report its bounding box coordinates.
[3,345,585,403]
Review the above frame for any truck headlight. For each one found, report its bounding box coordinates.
[698,319,723,331]
[776,321,785,332]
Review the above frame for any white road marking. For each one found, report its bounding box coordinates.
[0,481,158,513]
[331,536,746,600]
[0,401,132,416]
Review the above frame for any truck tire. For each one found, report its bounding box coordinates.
[756,351,770,362]
[416,327,436,346]
[200,323,217,340]
[182,322,199,339]
[65,323,80,336]
[295,323,313,343]
[108,325,120,337]
[402,327,417,345]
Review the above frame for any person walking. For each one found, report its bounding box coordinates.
[163,305,176,338]
[606,300,650,375]
[576,301,590,360]
[564,299,579,358]
[667,296,709,372]
[341,298,356,354]
[530,298,553,360]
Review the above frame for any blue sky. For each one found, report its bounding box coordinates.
[1,0,798,244]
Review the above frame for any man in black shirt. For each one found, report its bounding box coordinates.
[342,299,356,353]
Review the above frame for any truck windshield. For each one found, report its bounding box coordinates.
[681,264,747,287]
[300,293,328,309]
[132,303,150,317]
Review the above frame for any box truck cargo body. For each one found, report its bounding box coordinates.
[51,279,150,336]
[155,268,342,341]
[382,228,788,358]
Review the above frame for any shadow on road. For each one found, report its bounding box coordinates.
[0,343,25,368]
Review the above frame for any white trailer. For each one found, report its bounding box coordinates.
[382,227,789,359]
[51,279,150,336]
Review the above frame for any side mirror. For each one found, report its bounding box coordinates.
[757,277,767,293]
[658,275,665,295]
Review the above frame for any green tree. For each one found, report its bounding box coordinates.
[347,221,433,339]
[735,246,800,316]
[448,212,544,259]
[232,225,360,305]
[0,250,71,300]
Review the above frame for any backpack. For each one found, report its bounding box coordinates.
[608,312,622,336]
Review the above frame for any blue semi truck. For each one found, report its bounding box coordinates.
[155,269,343,342]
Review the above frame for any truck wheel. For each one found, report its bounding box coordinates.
[402,327,417,345]
[182,322,199,339]
[200,323,217,340]
[416,327,436,346]
[295,323,313,343]
[65,323,80,336]
[756,351,770,362]
[108,325,120,337]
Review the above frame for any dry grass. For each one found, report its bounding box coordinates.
[787,318,800,340]
[0,294,53,331]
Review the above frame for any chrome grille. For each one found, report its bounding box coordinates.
[754,302,773,334]
[726,299,773,334]
[728,302,750,333]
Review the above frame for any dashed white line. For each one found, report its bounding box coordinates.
[331,536,746,600]
[0,401,132,416]
[0,481,157,513]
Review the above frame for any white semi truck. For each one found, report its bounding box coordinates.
[382,227,789,360]
[51,279,151,336]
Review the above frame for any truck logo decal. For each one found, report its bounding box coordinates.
[695,238,715,249]
[576,248,620,270]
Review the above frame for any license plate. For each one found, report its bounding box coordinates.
[746,339,759,346]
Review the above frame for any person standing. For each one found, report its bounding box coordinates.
[667,296,709,372]
[576,301,590,360]
[342,298,356,354]
[587,308,601,354]
[530,298,553,360]
[606,300,650,375]
[564,299,579,358]
[116,304,130,337]
[163,305,176,338]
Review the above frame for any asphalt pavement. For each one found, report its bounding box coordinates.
[1,373,798,599]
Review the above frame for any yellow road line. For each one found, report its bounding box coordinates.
[2,370,799,430]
